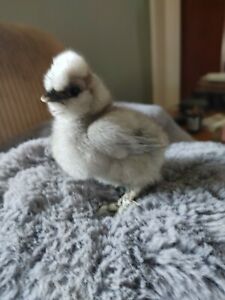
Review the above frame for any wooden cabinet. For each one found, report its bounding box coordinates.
[181,0,225,99]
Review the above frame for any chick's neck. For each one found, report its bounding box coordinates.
[54,73,113,131]
[54,100,113,137]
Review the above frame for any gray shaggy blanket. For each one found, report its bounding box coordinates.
[1,138,225,300]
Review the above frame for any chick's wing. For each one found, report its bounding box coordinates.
[87,109,167,159]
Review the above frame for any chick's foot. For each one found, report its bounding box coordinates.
[97,189,141,216]
[117,189,140,212]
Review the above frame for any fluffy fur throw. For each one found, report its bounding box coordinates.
[0,138,225,300]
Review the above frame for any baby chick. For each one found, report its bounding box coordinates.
[41,50,168,214]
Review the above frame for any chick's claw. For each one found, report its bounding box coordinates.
[97,202,119,216]
[118,190,139,212]
[97,189,140,216]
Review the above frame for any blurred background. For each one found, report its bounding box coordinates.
[0,0,151,102]
[1,0,225,148]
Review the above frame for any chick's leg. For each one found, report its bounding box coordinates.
[97,200,119,216]
[117,188,141,212]
[97,187,141,216]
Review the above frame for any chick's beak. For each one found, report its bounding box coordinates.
[40,95,49,103]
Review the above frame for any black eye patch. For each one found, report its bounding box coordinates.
[46,84,82,102]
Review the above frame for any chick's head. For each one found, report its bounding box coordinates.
[41,50,111,118]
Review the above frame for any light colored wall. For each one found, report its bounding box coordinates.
[150,0,181,109]
[0,0,151,102]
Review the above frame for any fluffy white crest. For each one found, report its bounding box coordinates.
[44,50,90,92]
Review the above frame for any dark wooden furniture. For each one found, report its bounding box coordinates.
[169,109,225,141]
[181,0,225,99]
[196,80,225,94]
[182,123,215,141]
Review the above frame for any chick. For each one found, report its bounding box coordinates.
[41,50,168,214]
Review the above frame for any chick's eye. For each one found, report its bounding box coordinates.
[68,85,81,97]
[45,85,82,102]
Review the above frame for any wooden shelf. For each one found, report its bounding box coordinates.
[184,127,214,141]
[169,109,224,142]
[196,79,225,94]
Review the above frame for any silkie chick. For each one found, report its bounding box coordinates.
[41,50,168,214]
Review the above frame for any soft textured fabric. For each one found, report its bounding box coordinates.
[1,138,225,300]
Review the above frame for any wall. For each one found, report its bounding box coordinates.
[0,0,151,102]
[150,0,181,109]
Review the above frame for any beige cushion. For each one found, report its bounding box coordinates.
[0,23,64,147]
